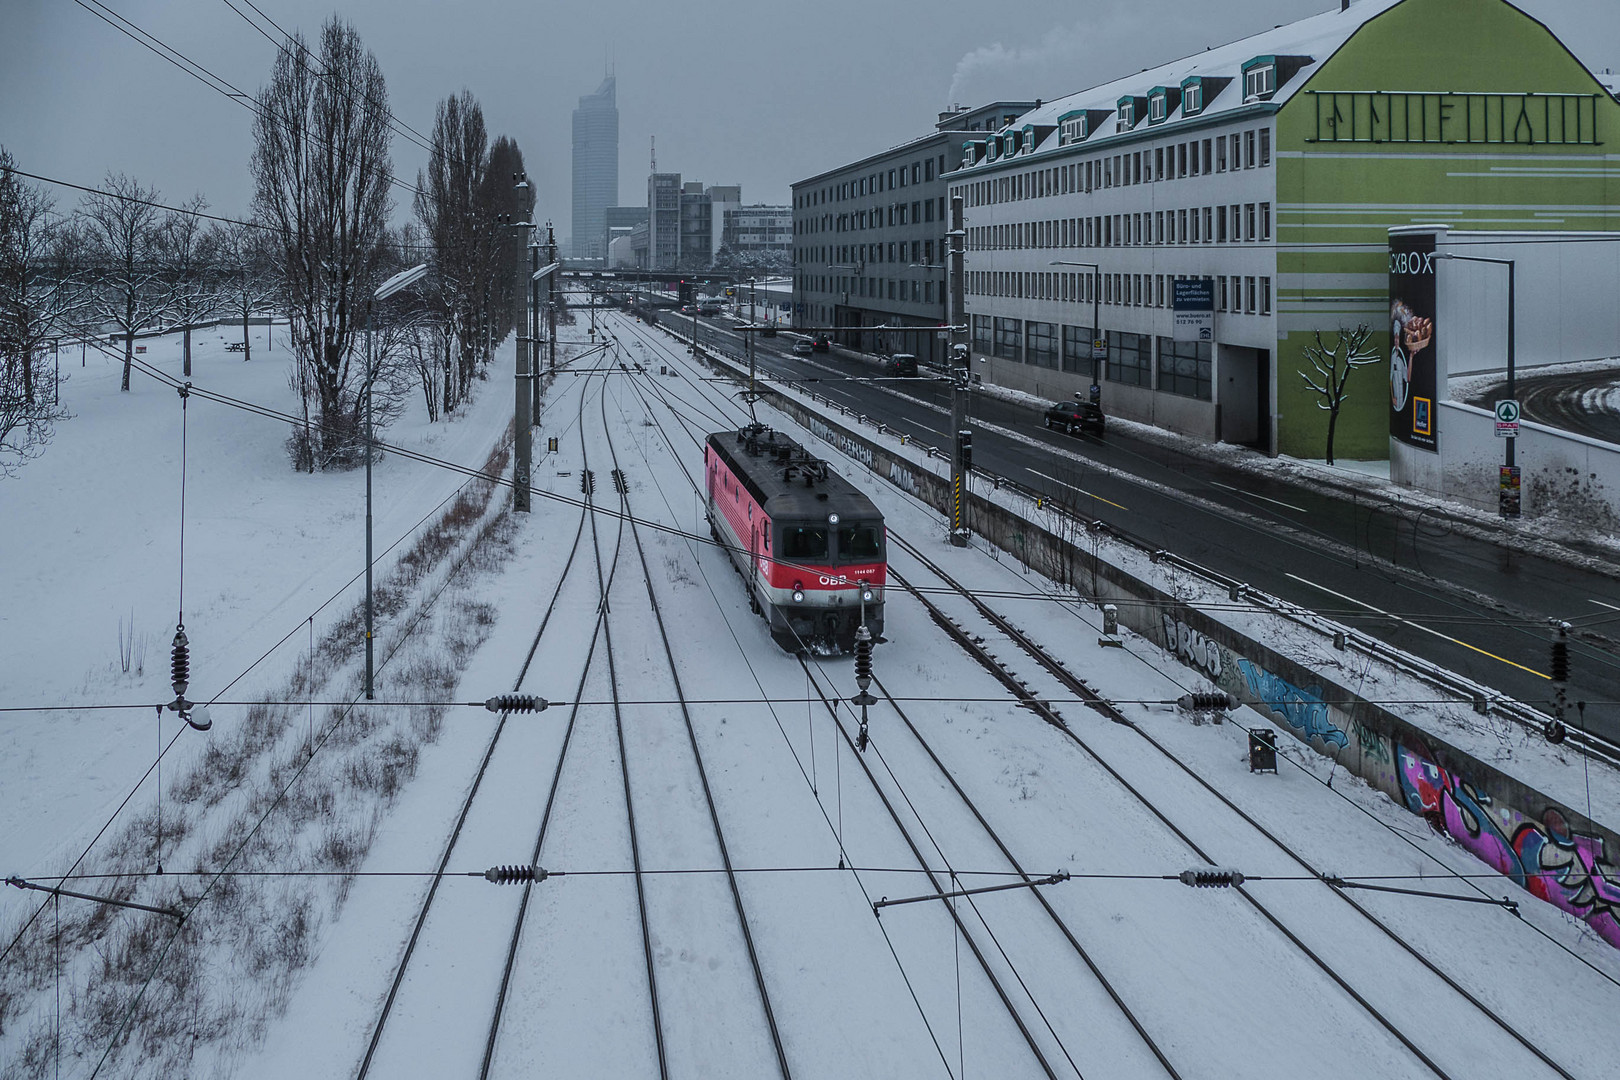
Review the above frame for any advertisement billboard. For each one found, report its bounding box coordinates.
[1172,278,1215,342]
[1389,233,1438,451]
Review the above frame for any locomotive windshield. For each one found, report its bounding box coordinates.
[781,526,829,560]
[837,523,883,562]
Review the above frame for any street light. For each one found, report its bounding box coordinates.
[1437,251,1516,515]
[365,261,429,699]
[1051,260,1104,402]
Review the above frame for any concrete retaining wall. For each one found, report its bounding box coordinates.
[760,377,1620,949]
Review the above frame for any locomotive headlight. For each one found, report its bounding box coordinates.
[828,513,840,525]
[792,582,805,603]
[862,588,874,602]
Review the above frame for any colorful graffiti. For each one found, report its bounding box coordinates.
[1235,658,1348,749]
[1397,742,1620,949]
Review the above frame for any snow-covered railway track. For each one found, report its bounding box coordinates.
[352,370,622,1079]
[885,533,1580,1080]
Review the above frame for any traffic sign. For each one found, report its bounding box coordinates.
[1092,337,1107,361]
[1494,399,1520,438]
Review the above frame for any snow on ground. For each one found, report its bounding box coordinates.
[0,324,516,882]
[7,312,1619,1078]
[250,310,1618,1078]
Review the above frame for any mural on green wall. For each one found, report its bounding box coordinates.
[1272,0,1620,461]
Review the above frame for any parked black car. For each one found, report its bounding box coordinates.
[1044,399,1106,435]
[882,353,918,377]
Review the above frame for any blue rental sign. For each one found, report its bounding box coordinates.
[1172,278,1214,342]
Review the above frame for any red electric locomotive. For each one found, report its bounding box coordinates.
[705,425,885,652]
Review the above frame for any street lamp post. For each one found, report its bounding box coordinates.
[1445,255,1516,469]
[1052,260,1103,401]
[365,261,430,699]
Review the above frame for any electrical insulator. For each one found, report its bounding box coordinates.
[1178,868,1245,888]
[482,864,549,884]
[1177,692,1235,712]
[170,626,190,700]
[1550,637,1570,684]
[853,626,873,694]
[484,695,549,714]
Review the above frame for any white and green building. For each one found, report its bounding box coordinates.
[952,0,1620,459]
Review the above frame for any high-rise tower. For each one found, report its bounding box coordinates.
[571,76,619,260]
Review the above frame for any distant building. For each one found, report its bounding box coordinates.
[680,182,714,270]
[601,206,648,263]
[706,185,741,258]
[793,101,1036,367]
[648,173,682,270]
[722,205,792,261]
[571,76,619,261]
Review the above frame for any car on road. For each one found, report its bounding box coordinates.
[699,300,723,316]
[1044,399,1105,436]
[812,335,831,352]
[882,353,919,377]
[791,339,814,357]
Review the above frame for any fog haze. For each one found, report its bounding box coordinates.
[3,0,1615,244]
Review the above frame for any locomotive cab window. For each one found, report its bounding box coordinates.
[837,523,884,561]
[780,526,828,560]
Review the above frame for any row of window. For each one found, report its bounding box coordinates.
[797,195,948,237]
[795,154,950,209]
[958,127,1271,209]
[794,240,939,270]
[971,315,1215,399]
[796,274,938,304]
[970,270,1272,316]
[971,201,1272,251]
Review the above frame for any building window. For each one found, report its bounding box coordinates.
[1245,203,1256,241]
[1106,331,1151,387]
[1218,276,1228,311]
[1149,93,1167,123]
[925,159,934,182]
[1260,202,1271,241]
[1154,146,1164,179]
[1261,276,1272,315]
[1178,143,1188,178]
[1027,321,1058,368]
[1061,325,1096,374]
[1245,130,1257,169]
[1184,81,1203,115]
[1202,139,1212,174]
[1259,127,1271,167]
[1157,337,1212,400]
[973,314,993,353]
[1245,276,1257,313]
[994,317,1022,360]
[1244,63,1276,101]
[1202,207,1213,243]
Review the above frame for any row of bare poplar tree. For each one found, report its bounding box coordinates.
[0,15,532,476]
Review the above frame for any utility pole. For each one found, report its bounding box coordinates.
[948,193,970,547]
[546,221,558,378]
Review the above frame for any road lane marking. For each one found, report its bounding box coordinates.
[1026,468,1129,512]
[1209,480,1309,514]
[1284,573,1549,679]
[1589,599,1620,612]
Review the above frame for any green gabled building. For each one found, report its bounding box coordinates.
[950,0,1620,460]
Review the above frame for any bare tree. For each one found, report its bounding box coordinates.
[1298,325,1379,465]
[415,90,488,415]
[0,153,74,474]
[78,172,172,392]
[161,194,219,377]
[252,17,392,469]
[211,220,280,362]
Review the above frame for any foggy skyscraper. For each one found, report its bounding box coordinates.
[571,76,619,260]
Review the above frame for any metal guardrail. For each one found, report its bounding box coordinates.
[661,317,1620,771]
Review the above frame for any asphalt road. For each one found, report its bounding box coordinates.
[1465,366,1620,445]
[635,310,1620,747]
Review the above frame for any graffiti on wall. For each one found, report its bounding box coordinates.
[888,461,918,495]
[1397,741,1620,949]
[806,417,874,470]
[1163,614,1225,683]
[1235,658,1348,749]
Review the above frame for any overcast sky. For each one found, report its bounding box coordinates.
[3,0,1616,246]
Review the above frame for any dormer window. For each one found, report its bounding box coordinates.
[1182,80,1203,116]
[1059,116,1085,145]
[1117,96,1135,131]
[1146,86,1180,126]
[1242,57,1278,101]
